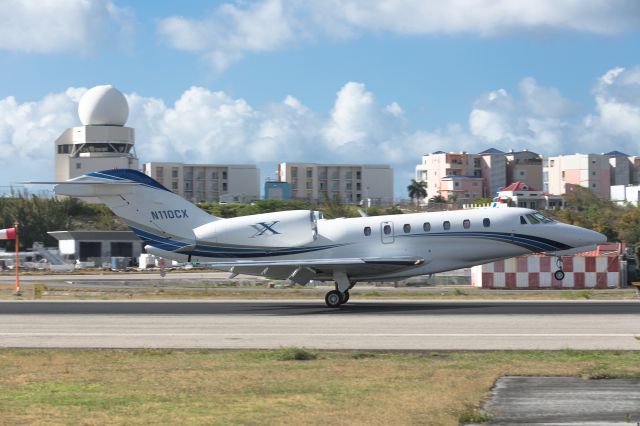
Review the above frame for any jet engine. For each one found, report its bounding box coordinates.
[194,210,320,248]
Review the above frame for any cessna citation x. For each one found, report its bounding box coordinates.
[54,169,606,307]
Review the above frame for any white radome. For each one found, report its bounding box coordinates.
[78,85,129,126]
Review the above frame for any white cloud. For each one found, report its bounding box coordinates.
[468,78,579,153]
[0,0,134,54]
[158,0,296,71]
[581,66,640,151]
[2,66,640,195]
[157,0,640,71]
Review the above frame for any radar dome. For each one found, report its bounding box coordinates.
[78,85,129,126]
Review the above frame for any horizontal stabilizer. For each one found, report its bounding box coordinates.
[53,181,138,197]
[22,181,137,185]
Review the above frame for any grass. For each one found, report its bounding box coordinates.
[0,350,639,425]
[2,282,638,301]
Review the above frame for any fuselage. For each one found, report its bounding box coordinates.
[149,207,606,281]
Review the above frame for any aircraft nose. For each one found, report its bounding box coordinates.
[573,226,607,246]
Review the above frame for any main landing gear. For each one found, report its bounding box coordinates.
[325,271,355,308]
[554,256,565,281]
[325,290,349,308]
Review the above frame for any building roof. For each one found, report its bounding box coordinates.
[604,150,629,157]
[505,149,540,157]
[432,150,446,154]
[479,147,505,154]
[48,231,140,241]
[502,182,537,191]
[577,243,626,257]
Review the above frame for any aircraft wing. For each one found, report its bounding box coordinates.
[199,256,426,282]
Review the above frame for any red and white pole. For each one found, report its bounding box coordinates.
[14,223,20,296]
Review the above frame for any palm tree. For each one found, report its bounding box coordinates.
[407,179,427,206]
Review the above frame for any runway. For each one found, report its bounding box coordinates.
[1,300,638,350]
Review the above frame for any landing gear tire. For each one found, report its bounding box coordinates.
[341,291,350,304]
[554,270,565,281]
[325,290,343,308]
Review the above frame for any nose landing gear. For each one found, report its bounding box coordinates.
[554,256,565,281]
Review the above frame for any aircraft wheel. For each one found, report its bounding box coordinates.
[341,291,350,304]
[325,290,343,308]
[554,270,565,281]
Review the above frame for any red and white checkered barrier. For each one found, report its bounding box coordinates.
[471,255,620,289]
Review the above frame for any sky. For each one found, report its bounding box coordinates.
[0,0,639,198]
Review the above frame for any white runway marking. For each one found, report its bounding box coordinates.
[1,333,638,337]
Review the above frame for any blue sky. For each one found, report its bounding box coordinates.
[1,0,639,197]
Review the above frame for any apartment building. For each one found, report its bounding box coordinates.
[415,148,542,203]
[438,176,484,203]
[277,163,393,204]
[142,162,260,203]
[505,150,543,191]
[415,151,483,201]
[607,151,632,186]
[545,154,611,199]
[478,148,507,197]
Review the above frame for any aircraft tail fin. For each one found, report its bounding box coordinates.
[54,169,216,247]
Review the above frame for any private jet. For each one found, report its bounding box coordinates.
[54,169,606,307]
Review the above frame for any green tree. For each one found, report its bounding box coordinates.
[406,179,427,205]
[615,208,640,244]
[429,194,446,204]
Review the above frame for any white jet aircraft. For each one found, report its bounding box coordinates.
[54,169,606,307]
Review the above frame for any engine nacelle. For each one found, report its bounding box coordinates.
[194,210,319,248]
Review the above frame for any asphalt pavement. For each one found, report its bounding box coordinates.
[0,300,638,350]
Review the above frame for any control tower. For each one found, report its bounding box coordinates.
[54,85,138,181]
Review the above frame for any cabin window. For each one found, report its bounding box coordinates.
[383,224,391,235]
[403,224,411,233]
[423,222,431,232]
[443,221,451,230]
[483,218,490,227]
[364,226,371,236]
[463,219,470,229]
[520,216,527,224]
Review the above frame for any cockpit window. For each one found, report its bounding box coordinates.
[526,214,540,224]
[520,216,527,225]
[532,211,555,223]
[526,212,554,224]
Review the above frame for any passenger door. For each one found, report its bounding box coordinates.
[380,221,394,244]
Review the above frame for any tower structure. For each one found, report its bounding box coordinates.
[54,85,138,181]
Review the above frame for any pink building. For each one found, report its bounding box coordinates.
[439,176,484,203]
[415,148,542,203]
[415,151,483,202]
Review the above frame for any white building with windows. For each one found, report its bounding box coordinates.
[497,182,564,210]
[277,163,393,205]
[54,85,138,182]
[611,184,640,206]
[142,162,259,203]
